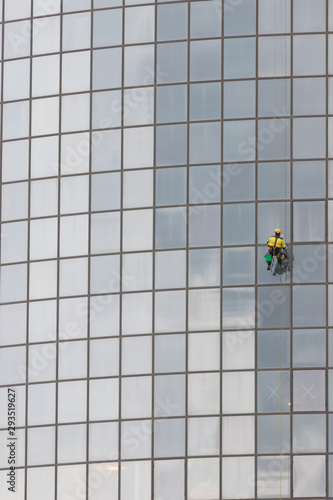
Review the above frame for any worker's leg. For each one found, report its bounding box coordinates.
[276,251,282,268]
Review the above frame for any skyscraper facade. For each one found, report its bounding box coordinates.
[0,0,332,499]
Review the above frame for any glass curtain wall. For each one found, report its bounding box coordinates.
[0,0,332,499]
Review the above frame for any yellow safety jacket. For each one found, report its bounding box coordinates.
[267,236,286,249]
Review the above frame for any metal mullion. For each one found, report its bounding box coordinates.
[118,0,125,497]
[22,2,33,499]
[325,0,330,494]
[220,0,224,497]
[185,2,190,498]
[254,0,259,497]
[55,3,63,500]
[151,0,157,496]
[289,0,294,496]
[85,1,94,499]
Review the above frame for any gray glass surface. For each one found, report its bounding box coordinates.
[189,165,221,204]
[258,162,290,201]
[93,9,122,47]
[155,208,186,249]
[293,161,326,199]
[257,371,290,413]
[258,0,291,34]
[258,78,291,117]
[293,370,325,411]
[190,40,221,81]
[224,0,256,36]
[293,330,326,368]
[157,3,187,41]
[224,38,256,79]
[293,35,326,76]
[224,80,255,119]
[293,118,326,159]
[155,167,186,206]
[156,42,187,83]
[156,85,187,123]
[293,414,326,453]
[223,287,255,330]
[155,334,186,373]
[257,330,290,369]
[223,120,256,162]
[190,122,221,165]
[223,247,255,286]
[293,201,325,242]
[223,204,255,245]
[257,415,290,454]
[189,248,220,287]
[190,1,221,38]
[223,163,255,202]
[293,78,326,116]
[292,245,326,284]
[293,285,326,328]
[190,82,221,121]
[156,124,187,166]
[189,205,220,247]
[257,286,291,329]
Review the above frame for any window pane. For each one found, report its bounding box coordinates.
[293,330,326,367]
[125,6,154,44]
[293,35,326,76]
[156,124,187,166]
[293,201,325,242]
[155,334,186,373]
[224,38,256,79]
[190,1,221,38]
[222,416,254,455]
[293,456,325,497]
[223,372,254,413]
[224,80,255,119]
[293,414,326,453]
[224,0,256,36]
[156,42,187,84]
[190,82,221,121]
[189,205,220,247]
[293,78,326,115]
[258,0,291,34]
[293,370,325,411]
[188,417,219,456]
[189,165,221,204]
[189,248,220,287]
[257,330,290,369]
[293,161,325,199]
[188,332,219,372]
[223,288,255,330]
[257,371,290,413]
[156,84,187,123]
[293,118,326,159]
[190,40,221,81]
[157,4,187,41]
[156,167,186,206]
[189,122,221,164]
[257,415,290,454]
[223,120,255,162]
[223,247,255,286]
[155,290,186,333]
[124,45,154,87]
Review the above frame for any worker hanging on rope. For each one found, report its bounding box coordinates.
[265,228,286,271]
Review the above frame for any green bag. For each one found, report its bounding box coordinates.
[265,252,272,263]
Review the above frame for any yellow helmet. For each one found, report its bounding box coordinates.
[275,228,281,234]
[281,234,284,239]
